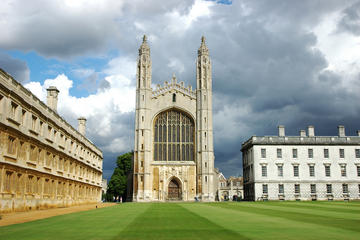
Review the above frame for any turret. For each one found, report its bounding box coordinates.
[196,36,215,201]
[133,35,153,201]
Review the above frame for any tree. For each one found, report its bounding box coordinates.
[106,152,133,202]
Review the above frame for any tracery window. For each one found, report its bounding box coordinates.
[154,110,194,161]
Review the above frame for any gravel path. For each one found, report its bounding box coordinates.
[0,203,116,227]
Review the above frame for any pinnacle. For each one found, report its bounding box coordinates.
[143,35,147,43]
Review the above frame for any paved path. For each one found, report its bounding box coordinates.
[0,202,116,226]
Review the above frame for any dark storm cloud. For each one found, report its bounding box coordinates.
[3,0,359,178]
[86,0,360,177]
[0,52,30,83]
[337,1,360,35]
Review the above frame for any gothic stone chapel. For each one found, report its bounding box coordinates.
[132,36,215,201]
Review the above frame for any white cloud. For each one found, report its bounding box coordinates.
[313,9,360,91]
[24,61,136,155]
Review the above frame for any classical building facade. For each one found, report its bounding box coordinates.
[0,69,103,212]
[132,36,215,201]
[242,125,360,201]
[216,175,243,201]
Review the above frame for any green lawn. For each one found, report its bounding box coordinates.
[1,201,360,240]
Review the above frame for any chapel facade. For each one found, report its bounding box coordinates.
[132,36,215,201]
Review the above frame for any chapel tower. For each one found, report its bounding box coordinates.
[133,35,152,200]
[196,36,215,201]
[132,36,215,201]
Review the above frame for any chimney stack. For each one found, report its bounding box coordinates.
[357,130,360,136]
[46,86,59,111]
[300,130,306,137]
[278,125,285,137]
[78,117,86,136]
[338,125,345,137]
[308,125,315,137]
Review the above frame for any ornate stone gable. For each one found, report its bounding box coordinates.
[152,74,196,99]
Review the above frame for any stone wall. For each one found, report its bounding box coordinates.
[0,69,103,212]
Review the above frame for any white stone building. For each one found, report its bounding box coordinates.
[132,36,215,201]
[241,125,360,201]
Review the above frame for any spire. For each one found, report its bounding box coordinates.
[139,34,150,55]
[198,36,209,56]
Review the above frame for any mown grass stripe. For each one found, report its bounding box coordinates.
[211,202,360,233]
[264,201,360,215]
[114,203,250,240]
[236,202,360,220]
[0,203,150,240]
[181,202,360,240]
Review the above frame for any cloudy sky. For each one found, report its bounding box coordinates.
[1,0,360,179]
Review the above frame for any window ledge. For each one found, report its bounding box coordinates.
[3,154,17,161]
[46,138,53,143]
[43,166,52,171]
[7,117,20,126]
[29,129,39,136]
[26,161,36,167]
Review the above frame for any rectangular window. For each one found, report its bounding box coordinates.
[7,136,16,155]
[309,165,315,177]
[355,149,360,158]
[357,166,360,177]
[279,184,284,194]
[4,171,13,192]
[277,148,282,158]
[261,148,266,158]
[39,121,43,135]
[262,184,268,194]
[342,184,348,194]
[359,184,360,194]
[277,165,283,177]
[292,148,298,158]
[308,149,313,158]
[340,165,347,177]
[293,165,299,177]
[21,110,26,125]
[261,165,267,177]
[32,115,37,130]
[310,184,316,194]
[339,149,345,158]
[326,184,332,194]
[27,175,33,193]
[324,149,329,158]
[294,184,300,194]
[11,102,18,119]
[325,165,331,177]
[48,126,52,139]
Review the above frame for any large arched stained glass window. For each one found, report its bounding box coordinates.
[154,110,194,161]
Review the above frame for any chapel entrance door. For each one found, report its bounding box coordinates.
[168,179,181,200]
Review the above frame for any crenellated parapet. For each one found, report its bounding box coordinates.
[152,74,196,99]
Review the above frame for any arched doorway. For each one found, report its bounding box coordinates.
[168,178,181,200]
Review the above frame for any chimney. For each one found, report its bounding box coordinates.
[338,125,345,137]
[357,130,360,136]
[46,86,59,111]
[278,125,285,137]
[308,125,315,137]
[78,117,86,136]
[300,130,306,137]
